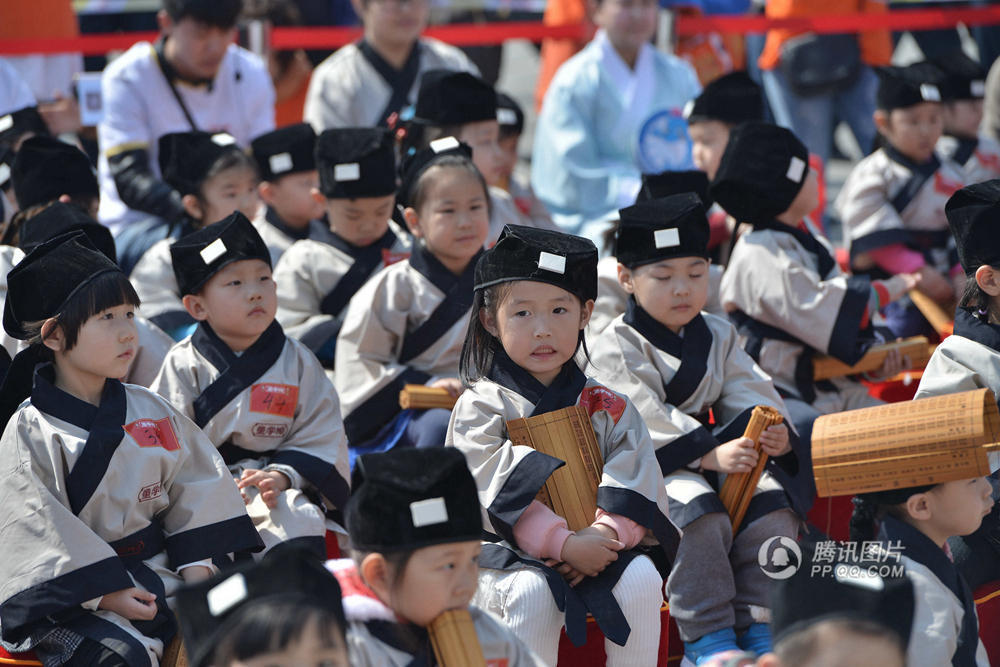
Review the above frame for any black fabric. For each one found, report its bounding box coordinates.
[827,275,875,365]
[164,515,264,567]
[496,92,525,136]
[249,123,316,181]
[684,70,764,125]
[64,637,132,667]
[107,149,186,223]
[946,180,1000,275]
[954,306,1000,352]
[262,206,314,242]
[598,485,680,568]
[883,143,943,215]
[396,138,473,208]
[170,211,272,296]
[0,106,48,149]
[157,131,240,198]
[319,226,400,320]
[149,309,196,334]
[398,244,480,364]
[12,135,98,210]
[752,218,836,279]
[363,620,435,665]
[270,449,351,511]
[0,344,45,432]
[950,136,979,167]
[413,69,497,126]
[876,63,944,110]
[484,449,564,545]
[615,193,710,268]
[19,202,116,260]
[357,39,423,127]
[107,523,175,648]
[64,614,153,667]
[343,367,430,444]
[654,425,719,475]
[190,320,286,428]
[637,169,711,207]
[931,50,987,101]
[316,127,397,199]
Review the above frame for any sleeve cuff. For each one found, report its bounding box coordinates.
[177,559,215,573]
[512,500,572,560]
[264,463,302,490]
[593,509,645,549]
[81,596,103,611]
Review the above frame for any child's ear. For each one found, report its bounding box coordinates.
[359,553,393,604]
[181,294,210,321]
[257,180,275,205]
[873,109,890,135]
[40,318,65,353]
[479,307,499,337]
[617,263,635,294]
[904,492,932,522]
[403,207,423,238]
[182,194,204,221]
[579,298,595,330]
[975,265,1000,297]
[310,187,326,205]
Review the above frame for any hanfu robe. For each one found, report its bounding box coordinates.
[446,353,679,648]
[150,321,349,555]
[130,237,191,339]
[327,559,542,667]
[274,221,411,369]
[0,368,261,665]
[937,134,1000,186]
[335,243,480,448]
[588,301,804,525]
[126,316,175,388]
[0,245,24,359]
[251,205,329,266]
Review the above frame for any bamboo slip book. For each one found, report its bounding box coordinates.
[717,406,784,533]
[812,388,1000,497]
[506,405,603,533]
[429,609,486,667]
[399,384,458,410]
[811,336,934,381]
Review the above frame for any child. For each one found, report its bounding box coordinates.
[932,52,1000,185]
[249,122,327,264]
[9,135,99,220]
[714,123,918,464]
[0,105,49,223]
[684,70,765,181]
[496,92,555,231]
[128,131,260,339]
[175,546,349,667]
[334,139,489,454]
[0,232,262,666]
[448,224,678,665]
[850,477,993,665]
[329,447,540,665]
[273,127,412,369]
[588,194,800,663]
[915,181,1000,591]
[835,63,966,338]
[405,70,555,243]
[150,212,349,558]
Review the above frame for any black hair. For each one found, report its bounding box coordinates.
[22,271,140,352]
[775,618,904,667]
[210,597,348,665]
[240,0,303,73]
[2,200,56,247]
[848,486,935,542]
[399,121,462,157]
[406,154,490,218]
[162,0,243,28]
[190,149,258,223]
[960,266,1000,322]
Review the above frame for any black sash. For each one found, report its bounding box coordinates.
[108,522,176,647]
[191,321,287,428]
[883,144,942,215]
[357,39,423,127]
[951,136,979,167]
[398,246,480,364]
[319,227,401,319]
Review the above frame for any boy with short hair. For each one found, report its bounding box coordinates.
[684,70,764,181]
[151,211,350,557]
[273,127,411,369]
[249,122,327,264]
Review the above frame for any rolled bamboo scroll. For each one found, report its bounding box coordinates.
[399,384,458,410]
[506,405,604,532]
[909,289,954,336]
[429,608,486,667]
[812,388,1000,497]
[717,406,785,532]
[812,336,933,380]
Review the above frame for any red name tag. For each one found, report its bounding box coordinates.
[382,249,410,266]
[487,660,509,667]
[124,418,181,452]
[250,383,298,418]
[579,385,626,425]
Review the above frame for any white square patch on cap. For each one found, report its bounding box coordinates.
[211,132,237,146]
[410,497,448,528]
[0,115,11,133]
[497,108,518,126]
[920,84,941,102]
[207,573,247,616]
[538,251,566,274]
[654,228,681,249]
[268,152,293,175]
[682,100,695,119]
[430,136,460,153]
[334,163,360,182]
[786,156,806,183]
[972,80,986,97]
[0,163,9,187]
[200,238,227,264]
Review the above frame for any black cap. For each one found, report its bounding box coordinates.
[346,447,482,552]
[932,51,987,101]
[397,137,474,209]
[876,63,944,110]
[683,71,764,125]
[12,135,98,210]
[945,180,1000,275]
[771,539,915,648]
[4,232,121,340]
[158,131,245,197]
[710,122,810,225]
[414,70,498,126]
[315,127,396,199]
[174,547,346,667]
[615,193,710,267]
[0,106,48,149]
[637,169,711,207]
[496,92,525,136]
[19,202,116,261]
[170,211,271,296]
[250,123,317,182]
[475,224,598,302]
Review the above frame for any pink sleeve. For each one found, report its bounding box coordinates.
[512,500,573,560]
[593,509,646,549]
[867,244,925,274]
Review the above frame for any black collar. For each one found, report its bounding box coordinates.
[30,363,123,431]
[408,243,482,294]
[154,36,215,89]
[883,142,941,175]
[623,296,709,358]
[879,515,962,599]
[752,218,836,278]
[488,348,587,416]
[954,307,1000,352]
[264,206,313,242]
[316,222,400,259]
[191,320,286,373]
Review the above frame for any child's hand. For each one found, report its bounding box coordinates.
[883,272,921,302]
[916,266,954,303]
[559,532,623,578]
[180,565,213,584]
[429,377,464,398]
[98,587,157,621]
[544,558,586,587]
[237,469,290,509]
[868,347,910,381]
[701,437,757,474]
[759,423,790,457]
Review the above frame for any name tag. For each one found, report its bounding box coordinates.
[125,418,181,452]
[250,383,299,418]
[382,249,411,266]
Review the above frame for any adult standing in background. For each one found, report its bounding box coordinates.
[531,0,701,243]
[758,0,891,167]
[303,0,478,131]
[97,0,274,236]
